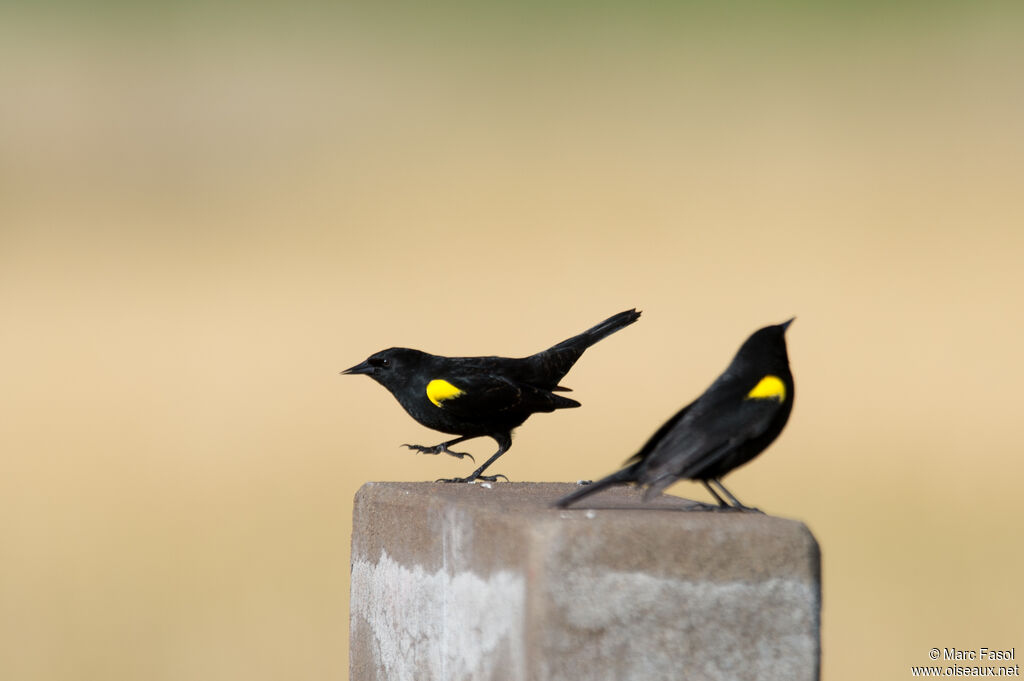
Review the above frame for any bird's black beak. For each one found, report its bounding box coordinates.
[341,360,373,376]
[780,317,796,332]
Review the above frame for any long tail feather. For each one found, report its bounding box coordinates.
[549,308,641,354]
[535,309,641,384]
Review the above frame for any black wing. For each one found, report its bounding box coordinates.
[433,373,580,421]
[637,386,784,485]
[624,402,694,467]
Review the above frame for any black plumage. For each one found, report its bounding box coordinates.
[343,309,641,482]
[556,318,795,510]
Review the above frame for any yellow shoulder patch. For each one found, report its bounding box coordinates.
[746,375,786,402]
[426,379,465,408]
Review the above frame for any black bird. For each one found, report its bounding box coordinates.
[342,309,641,483]
[556,318,795,510]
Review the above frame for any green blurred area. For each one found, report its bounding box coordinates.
[2,3,1023,681]
[6,0,1024,38]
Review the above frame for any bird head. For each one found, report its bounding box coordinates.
[734,317,794,368]
[341,347,426,390]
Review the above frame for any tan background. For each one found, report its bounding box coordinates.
[2,3,1022,679]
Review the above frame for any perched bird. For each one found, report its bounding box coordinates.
[342,309,641,483]
[556,318,795,510]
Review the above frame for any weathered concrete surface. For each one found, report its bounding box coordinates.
[350,482,821,681]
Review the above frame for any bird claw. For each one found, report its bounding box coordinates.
[435,473,509,484]
[709,503,764,514]
[675,500,763,513]
[402,443,476,463]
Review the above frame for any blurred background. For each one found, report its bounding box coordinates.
[2,2,1022,679]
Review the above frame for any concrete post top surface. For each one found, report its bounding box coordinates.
[356,480,805,523]
[353,482,819,581]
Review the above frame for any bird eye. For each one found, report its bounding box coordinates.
[381,358,391,368]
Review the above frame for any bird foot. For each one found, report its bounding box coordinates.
[435,473,510,484]
[710,504,764,514]
[676,500,764,513]
[733,505,765,514]
[402,443,475,463]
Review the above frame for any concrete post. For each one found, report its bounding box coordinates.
[350,482,821,681]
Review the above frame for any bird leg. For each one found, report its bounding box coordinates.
[402,436,476,463]
[436,433,511,483]
[701,480,731,507]
[708,479,763,513]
